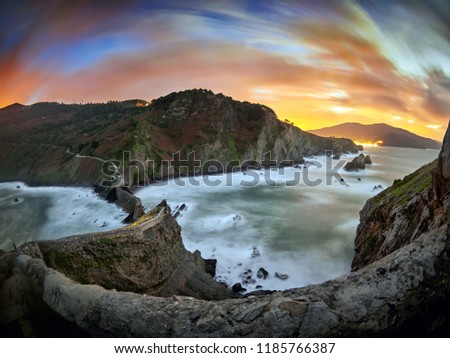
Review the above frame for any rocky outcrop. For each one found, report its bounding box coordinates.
[352,121,450,270]
[344,153,372,171]
[352,161,436,269]
[204,259,217,278]
[17,201,233,301]
[95,185,145,223]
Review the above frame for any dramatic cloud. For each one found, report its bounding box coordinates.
[0,0,449,140]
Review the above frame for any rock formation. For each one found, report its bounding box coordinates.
[344,153,372,171]
[7,220,450,337]
[257,267,268,279]
[17,201,232,300]
[353,122,450,269]
[95,185,145,223]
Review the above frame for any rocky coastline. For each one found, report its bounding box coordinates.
[0,90,359,187]
[1,122,450,337]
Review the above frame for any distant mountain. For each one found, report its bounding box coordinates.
[0,89,358,185]
[0,103,26,112]
[309,122,441,150]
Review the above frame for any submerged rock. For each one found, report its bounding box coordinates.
[275,272,289,280]
[232,283,246,293]
[257,267,269,279]
[251,246,260,258]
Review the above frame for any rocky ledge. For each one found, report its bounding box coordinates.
[5,220,450,337]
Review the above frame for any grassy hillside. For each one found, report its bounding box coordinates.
[0,89,358,186]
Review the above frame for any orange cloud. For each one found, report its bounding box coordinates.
[1,0,449,141]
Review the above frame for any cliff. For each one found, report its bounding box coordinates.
[352,122,450,270]
[0,90,358,186]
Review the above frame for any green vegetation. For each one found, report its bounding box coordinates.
[367,160,436,212]
[41,236,126,285]
[0,89,357,185]
[42,248,92,283]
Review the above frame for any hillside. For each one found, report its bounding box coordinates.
[0,89,358,186]
[309,122,441,150]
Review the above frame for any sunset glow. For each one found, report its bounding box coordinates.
[354,141,384,148]
[0,1,449,140]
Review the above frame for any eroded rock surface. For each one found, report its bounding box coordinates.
[17,201,233,301]
[344,153,372,171]
[352,123,450,270]
[12,222,450,337]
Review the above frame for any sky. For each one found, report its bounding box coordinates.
[0,0,449,140]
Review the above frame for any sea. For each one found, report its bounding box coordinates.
[0,147,439,291]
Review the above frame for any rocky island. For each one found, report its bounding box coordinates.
[344,153,372,171]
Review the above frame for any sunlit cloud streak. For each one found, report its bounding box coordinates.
[0,0,449,140]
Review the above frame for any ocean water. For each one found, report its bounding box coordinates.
[0,184,127,252]
[0,147,438,291]
[136,147,439,290]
